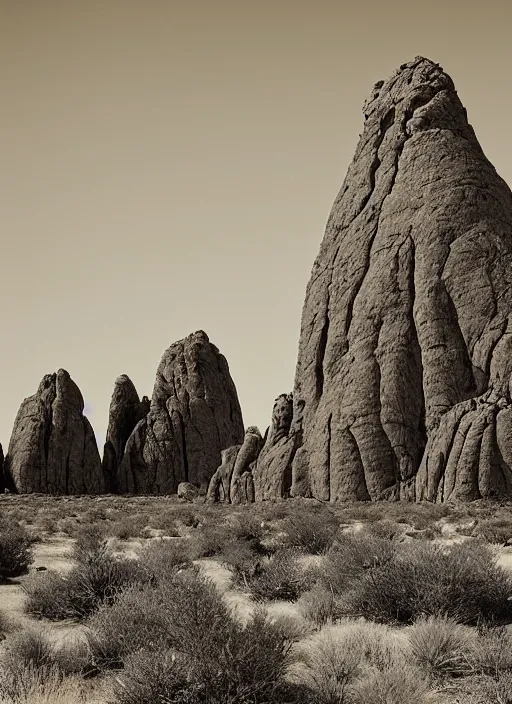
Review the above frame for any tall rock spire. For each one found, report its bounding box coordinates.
[283,57,512,502]
[102,375,149,493]
[4,369,104,494]
[117,330,245,494]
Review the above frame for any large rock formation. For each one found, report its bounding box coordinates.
[279,56,512,502]
[117,330,245,494]
[4,370,104,494]
[102,375,149,492]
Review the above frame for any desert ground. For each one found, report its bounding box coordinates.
[2,496,512,703]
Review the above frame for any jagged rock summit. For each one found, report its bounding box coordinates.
[4,369,104,494]
[102,375,149,492]
[276,56,512,503]
[117,330,245,494]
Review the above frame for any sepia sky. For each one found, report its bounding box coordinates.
[1,0,512,452]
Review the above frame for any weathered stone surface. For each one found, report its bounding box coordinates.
[230,426,263,504]
[117,330,244,494]
[282,56,512,502]
[4,370,104,494]
[206,426,263,504]
[0,443,4,493]
[206,445,241,503]
[253,394,296,501]
[177,481,200,502]
[416,383,512,502]
[102,375,149,493]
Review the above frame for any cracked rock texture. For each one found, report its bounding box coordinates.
[0,443,4,493]
[285,56,512,502]
[117,330,244,494]
[4,370,104,494]
[253,394,297,501]
[206,426,263,504]
[102,375,149,493]
[416,383,512,502]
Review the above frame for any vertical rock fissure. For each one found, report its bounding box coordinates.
[178,411,189,483]
[356,106,396,215]
[315,294,330,399]
[326,413,332,501]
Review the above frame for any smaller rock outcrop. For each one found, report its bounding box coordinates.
[206,426,263,504]
[4,370,104,494]
[253,394,296,501]
[416,380,512,503]
[177,482,200,502]
[117,331,245,494]
[207,445,241,503]
[102,375,149,492]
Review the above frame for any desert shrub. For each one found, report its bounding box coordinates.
[1,626,92,687]
[188,523,230,558]
[110,514,148,540]
[407,615,475,678]
[81,506,108,523]
[289,620,405,704]
[173,506,200,528]
[220,539,260,583]
[62,553,146,618]
[242,548,318,601]
[281,511,339,554]
[24,537,147,620]
[71,523,107,562]
[148,509,180,536]
[340,539,512,625]
[469,626,512,677]
[350,666,435,704]
[465,672,512,704]
[112,607,295,704]
[4,628,55,670]
[189,514,269,561]
[336,501,450,530]
[59,517,81,537]
[472,518,512,545]
[0,610,16,639]
[86,583,180,669]
[319,533,396,596]
[361,519,408,541]
[0,518,34,581]
[137,538,192,581]
[0,663,88,704]
[38,515,58,534]
[89,568,297,703]
[23,570,72,620]
[297,584,341,626]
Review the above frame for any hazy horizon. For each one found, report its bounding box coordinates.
[2,0,512,453]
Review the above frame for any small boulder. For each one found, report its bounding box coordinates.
[177,482,200,502]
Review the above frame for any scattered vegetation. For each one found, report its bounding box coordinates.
[0,518,34,581]
[4,494,512,703]
[24,525,148,620]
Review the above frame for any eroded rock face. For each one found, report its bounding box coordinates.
[4,370,104,494]
[102,375,149,493]
[253,394,296,501]
[0,443,4,493]
[284,56,512,502]
[206,426,263,504]
[117,330,244,494]
[416,383,512,502]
